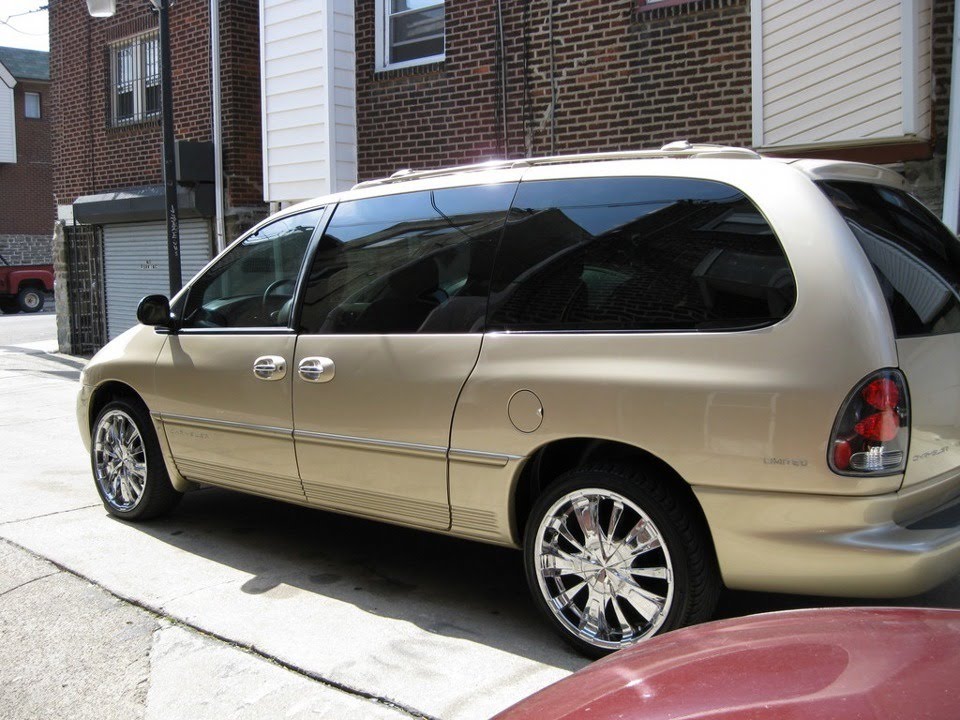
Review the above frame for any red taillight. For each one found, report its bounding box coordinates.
[833,439,852,471]
[854,409,900,442]
[861,379,899,410]
[829,370,909,475]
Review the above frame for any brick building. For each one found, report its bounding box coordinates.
[53,0,957,346]
[260,0,955,224]
[0,47,54,266]
[50,0,265,340]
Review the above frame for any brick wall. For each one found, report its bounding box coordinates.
[50,0,266,234]
[0,80,54,244]
[220,0,267,213]
[356,0,951,217]
[356,0,752,181]
[933,0,953,151]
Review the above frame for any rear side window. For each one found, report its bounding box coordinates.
[487,177,795,332]
[820,181,960,338]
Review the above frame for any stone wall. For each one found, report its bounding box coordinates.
[0,234,52,266]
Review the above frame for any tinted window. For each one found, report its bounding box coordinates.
[182,209,323,328]
[487,178,794,332]
[820,181,960,338]
[299,184,516,334]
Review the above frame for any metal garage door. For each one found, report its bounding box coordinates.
[103,219,213,340]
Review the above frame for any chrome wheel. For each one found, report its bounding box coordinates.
[533,488,674,650]
[93,409,148,512]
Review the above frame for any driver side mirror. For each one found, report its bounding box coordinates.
[137,294,175,329]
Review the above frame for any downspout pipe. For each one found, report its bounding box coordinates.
[210,0,226,252]
[943,0,960,233]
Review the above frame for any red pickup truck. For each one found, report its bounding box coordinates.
[0,254,53,314]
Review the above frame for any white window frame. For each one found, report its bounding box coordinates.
[109,32,160,127]
[24,91,40,119]
[375,0,445,72]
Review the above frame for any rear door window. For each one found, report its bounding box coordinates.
[298,183,516,334]
[487,177,795,332]
[819,181,960,337]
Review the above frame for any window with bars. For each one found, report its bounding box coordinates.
[376,0,444,71]
[109,33,160,126]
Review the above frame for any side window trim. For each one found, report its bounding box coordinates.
[290,203,338,333]
[174,327,297,337]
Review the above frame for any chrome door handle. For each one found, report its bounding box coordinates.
[298,356,335,383]
[253,355,287,381]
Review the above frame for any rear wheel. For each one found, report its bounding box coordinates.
[17,286,43,313]
[524,464,720,657]
[91,398,182,521]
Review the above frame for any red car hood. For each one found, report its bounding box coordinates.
[494,607,960,720]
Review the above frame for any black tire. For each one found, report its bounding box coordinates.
[523,463,720,658]
[0,298,19,314]
[91,398,182,521]
[17,286,44,313]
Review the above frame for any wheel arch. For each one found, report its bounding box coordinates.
[87,380,195,494]
[512,438,712,546]
[88,380,148,431]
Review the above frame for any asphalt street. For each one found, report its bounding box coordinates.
[2,308,960,719]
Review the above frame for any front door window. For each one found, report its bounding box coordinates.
[181,209,324,329]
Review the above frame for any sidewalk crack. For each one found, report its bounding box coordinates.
[0,570,62,599]
[0,504,100,527]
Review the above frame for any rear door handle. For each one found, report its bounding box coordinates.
[298,356,335,383]
[253,355,287,381]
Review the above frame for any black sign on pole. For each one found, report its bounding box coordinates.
[157,0,182,296]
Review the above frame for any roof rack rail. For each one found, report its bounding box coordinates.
[352,142,761,190]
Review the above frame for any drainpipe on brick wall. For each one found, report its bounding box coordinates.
[944,0,960,233]
[211,0,226,253]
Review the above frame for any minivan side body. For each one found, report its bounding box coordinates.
[77,152,960,655]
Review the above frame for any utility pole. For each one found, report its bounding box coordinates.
[155,0,182,294]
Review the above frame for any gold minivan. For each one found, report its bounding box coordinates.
[78,144,960,656]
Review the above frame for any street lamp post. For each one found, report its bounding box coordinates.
[86,0,182,296]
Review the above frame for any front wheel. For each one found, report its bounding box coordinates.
[523,464,720,657]
[91,399,182,521]
[17,287,44,313]
[0,298,19,314]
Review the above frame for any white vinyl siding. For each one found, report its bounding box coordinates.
[260,0,357,203]
[753,0,932,149]
[0,68,16,164]
[103,219,212,340]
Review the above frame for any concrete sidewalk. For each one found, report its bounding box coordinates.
[0,344,417,718]
[0,540,409,720]
[0,342,582,720]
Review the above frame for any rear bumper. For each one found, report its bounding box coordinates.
[696,469,960,597]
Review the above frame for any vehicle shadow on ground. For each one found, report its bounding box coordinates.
[717,564,960,620]
[121,485,960,669]
[121,487,589,671]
